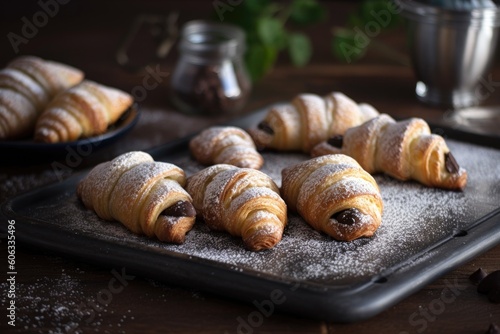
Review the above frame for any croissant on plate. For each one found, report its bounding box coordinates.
[281,154,383,241]
[248,91,379,153]
[77,151,196,244]
[0,55,84,139]
[186,164,287,251]
[35,80,133,143]
[311,114,467,191]
[189,126,264,169]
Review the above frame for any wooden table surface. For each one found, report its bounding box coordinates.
[1,1,499,333]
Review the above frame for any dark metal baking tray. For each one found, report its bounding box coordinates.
[2,107,500,322]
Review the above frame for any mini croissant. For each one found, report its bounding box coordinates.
[248,91,379,153]
[186,164,287,251]
[77,151,196,243]
[311,114,467,191]
[0,55,83,139]
[189,126,264,169]
[281,154,383,241]
[35,80,133,143]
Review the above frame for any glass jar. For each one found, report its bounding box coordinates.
[169,20,251,115]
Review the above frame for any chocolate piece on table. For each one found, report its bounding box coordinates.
[488,289,500,304]
[487,323,500,334]
[477,270,500,294]
[469,268,488,285]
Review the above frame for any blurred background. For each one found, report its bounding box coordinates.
[0,0,413,107]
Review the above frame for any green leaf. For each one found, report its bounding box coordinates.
[245,0,271,14]
[288,33,312,67]
[290,0,326,25]
[331,31,366,64]
[357,0,401,29]
[347,13,364,28]
[245,42,278,82]
[257,17,287,49]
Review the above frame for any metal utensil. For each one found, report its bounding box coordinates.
[397,0,500,108]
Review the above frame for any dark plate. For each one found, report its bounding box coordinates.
[1,106,500,322]
[0,104,140,163]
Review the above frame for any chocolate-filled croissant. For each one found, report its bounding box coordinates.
[186,164,287,251]
[77,151,196,243]
[248,91,379,153]
[189,126,263,169]
[281,154,383,241]
[311,114,467,191]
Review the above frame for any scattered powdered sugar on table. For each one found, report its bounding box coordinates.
[1,267,170,333]
[23,139,500,285]
[1,271,84,333]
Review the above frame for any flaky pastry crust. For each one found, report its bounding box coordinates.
[186,164,287,251]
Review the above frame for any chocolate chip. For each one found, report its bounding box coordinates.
[257,122,274,135]
[333,208,361,226]
[161,200,196,217]
[469,268,488,285]
[327,135,343,148]
[487,323,500,334]
[477,270,500,294]
[445,152,460,174]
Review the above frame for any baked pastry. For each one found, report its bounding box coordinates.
[281,154,383,241]
[189,126,264,169]
[0,55,83,139]
[311,114,467,191]
[77,151,196,244]
[35,80,133,143]
[186,164,287,251]
[248,91,379,153]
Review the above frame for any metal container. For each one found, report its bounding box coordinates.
[397,0,500,108]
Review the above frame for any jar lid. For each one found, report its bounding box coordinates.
[396,0,500,26]
[179,20,246,57]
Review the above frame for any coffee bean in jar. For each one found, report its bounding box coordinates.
[170,20,251,115]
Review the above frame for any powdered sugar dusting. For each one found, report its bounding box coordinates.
[190,126,262,169]
[20,139,500,285]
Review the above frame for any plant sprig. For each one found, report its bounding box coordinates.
[214,0,326,82]
[331,0,404,64]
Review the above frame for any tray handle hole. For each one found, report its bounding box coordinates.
[453,229,468,238]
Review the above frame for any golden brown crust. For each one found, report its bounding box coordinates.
[0,55,83,139]
[0,90,37,139]
[189,126,264,169]
[281,154,383,241]
[35,80,133,143]
[248,92,379,153]
[311,114,468,191]
[185,164,287,251]
[7,56,83,96]
[77,151,195,244]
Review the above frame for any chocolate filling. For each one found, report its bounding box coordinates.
[332,208,361,226]
[445,152,460,174]
[257,122,274,135]
[327,135,343,148]
[161,200,196,218]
